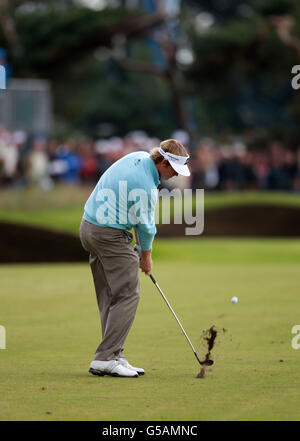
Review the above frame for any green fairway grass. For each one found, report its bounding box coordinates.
[1,239,300,421]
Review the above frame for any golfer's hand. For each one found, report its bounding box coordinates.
[140,250,152,276]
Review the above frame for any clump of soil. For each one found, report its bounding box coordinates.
[196,366,207,379]
[203,326,218,363]
[196,326,226,379]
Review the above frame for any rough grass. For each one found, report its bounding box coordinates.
[0,239,300,421]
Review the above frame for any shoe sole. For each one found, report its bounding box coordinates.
[89,368,138,378]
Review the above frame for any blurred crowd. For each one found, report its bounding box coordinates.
[190,138,300,192]
[1,125,300,192]
[0,126,161,190]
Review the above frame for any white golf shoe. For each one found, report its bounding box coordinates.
[89,360,138,378]
[117,357,145,376]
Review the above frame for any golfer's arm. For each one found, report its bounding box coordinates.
[134,187,157,251]
[140,248,152,275]
[135,225,156,251]
[141,249,151,259]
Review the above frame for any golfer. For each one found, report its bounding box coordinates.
[80,139,190,377]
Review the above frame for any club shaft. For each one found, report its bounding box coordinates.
[149,274,200,364]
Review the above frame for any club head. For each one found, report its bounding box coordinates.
[202,359,214,366]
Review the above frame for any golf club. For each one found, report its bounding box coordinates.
[134,229,213,367]
[149,273,213,367]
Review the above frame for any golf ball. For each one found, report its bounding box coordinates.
[231,296,238,304]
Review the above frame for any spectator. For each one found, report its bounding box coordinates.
[218,144,245,191]
[13,130,28,187]
[283,149,298,190]
[78,140,99,184]
[56,139,82,184]
[94,140,116,178]
[191,138,219,191]
[252,151,270,190]
[0,126,19,186]
[47,139,68,183]
[238,151,257,190]
[267,142,291,190]
[25,136,48,186]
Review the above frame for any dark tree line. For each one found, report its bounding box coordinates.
[0,0,300,146]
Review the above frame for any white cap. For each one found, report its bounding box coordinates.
[158,147,190,176]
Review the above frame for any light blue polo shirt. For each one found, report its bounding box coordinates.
[83,151,160,250]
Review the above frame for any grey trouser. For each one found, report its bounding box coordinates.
[79,219,140,361]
